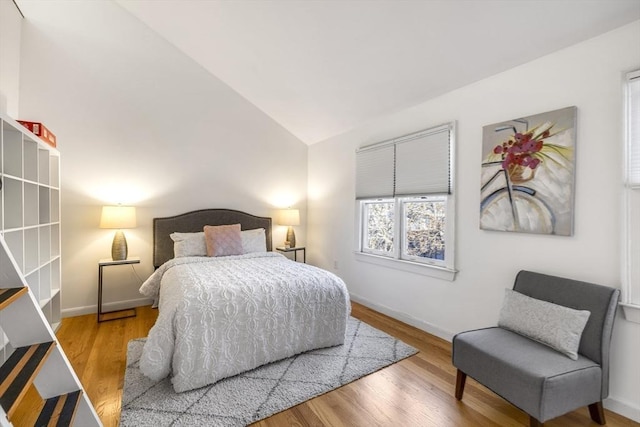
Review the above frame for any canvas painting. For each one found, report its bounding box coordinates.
[480,106,577,235]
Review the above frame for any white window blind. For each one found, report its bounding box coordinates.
[628,71,640,187]
[356,144,395,198]
[356,123,452,199]
[396,127,451,196]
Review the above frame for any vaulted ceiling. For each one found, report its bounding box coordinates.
[21,0,640,144]
[113,0,640,144]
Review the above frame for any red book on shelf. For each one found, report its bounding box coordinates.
[17,120,57,147]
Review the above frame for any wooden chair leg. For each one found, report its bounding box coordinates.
[588,401,606,425]
[529,416,543,427]
[455,369,466,400]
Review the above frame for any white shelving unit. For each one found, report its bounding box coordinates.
[0,112,101,426]
[0,113,61,333]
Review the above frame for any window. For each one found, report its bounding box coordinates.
[356,123,455,277]
[622,70,640,323]
[362,199,395,256]
[402,196,446,262]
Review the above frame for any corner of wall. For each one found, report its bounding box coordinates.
[0,0,22,118]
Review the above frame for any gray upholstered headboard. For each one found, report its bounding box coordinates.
[153,209,273,268]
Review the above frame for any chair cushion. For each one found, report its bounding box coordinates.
[453,327,602,422]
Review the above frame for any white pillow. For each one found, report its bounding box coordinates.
[241,228,267,253]
[498,289,590,360]
[170,228,267,257]
[170,232,206,257]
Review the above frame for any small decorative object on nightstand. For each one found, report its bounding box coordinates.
[275,246,306,263]
[98,257,140,322]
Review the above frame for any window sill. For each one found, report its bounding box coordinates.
[354,251,457,281]
[619,302,640,324]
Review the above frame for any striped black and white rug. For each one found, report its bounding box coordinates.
[120,317,417,426]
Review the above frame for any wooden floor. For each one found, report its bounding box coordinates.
[12,303,640,427]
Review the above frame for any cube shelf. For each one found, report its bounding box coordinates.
[1,113,62,332]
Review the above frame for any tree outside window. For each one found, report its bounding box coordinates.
[403,198,446,261]
[362,200,394,255]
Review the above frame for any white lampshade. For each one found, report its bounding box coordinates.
[100,206,137,229]
[278,209,300,226]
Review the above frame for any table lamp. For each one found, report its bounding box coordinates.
[100,205,136,261]
[278,208,300,248]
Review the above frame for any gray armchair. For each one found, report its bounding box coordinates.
[452,270,620,426]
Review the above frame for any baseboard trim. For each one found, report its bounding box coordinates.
[62,298,153,318]
[350,293,455,342]
[604,397,640,423]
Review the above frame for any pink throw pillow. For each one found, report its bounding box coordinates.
[204,224,243,257]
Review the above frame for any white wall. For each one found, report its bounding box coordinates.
[0,0,22,116]
[308,21,640,420]
[17,1,307,315]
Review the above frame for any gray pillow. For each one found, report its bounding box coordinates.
[498,289,590,360]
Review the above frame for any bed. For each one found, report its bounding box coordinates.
[138,209,350,393]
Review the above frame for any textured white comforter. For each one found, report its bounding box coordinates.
[138,252,350,392]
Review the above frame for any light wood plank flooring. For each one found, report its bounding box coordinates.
[12,303,639,426]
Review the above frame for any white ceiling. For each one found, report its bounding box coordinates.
[61,1,640,143]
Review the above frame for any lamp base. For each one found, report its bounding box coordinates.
[112,230,128,261]
[286,226,296,248]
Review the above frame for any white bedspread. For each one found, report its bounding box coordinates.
[138,252,350,392]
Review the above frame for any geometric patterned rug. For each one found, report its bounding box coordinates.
[120,317,417,426]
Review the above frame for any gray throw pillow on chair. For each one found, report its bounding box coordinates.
[498,289,591,360]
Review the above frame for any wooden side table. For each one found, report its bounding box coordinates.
[98,257,140,322]
[275,246,306,263]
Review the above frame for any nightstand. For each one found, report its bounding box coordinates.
[98,257,140,322]
[275,246,306,263]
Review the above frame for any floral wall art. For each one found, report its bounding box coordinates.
[480,106,577,235]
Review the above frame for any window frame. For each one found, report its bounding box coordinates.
[355,122,457,280]
[358,194,455,271]
[360,198,396,257]
[400,195,449,267]
[621,69,640,323]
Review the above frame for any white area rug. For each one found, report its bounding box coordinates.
[120,317,417,426]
